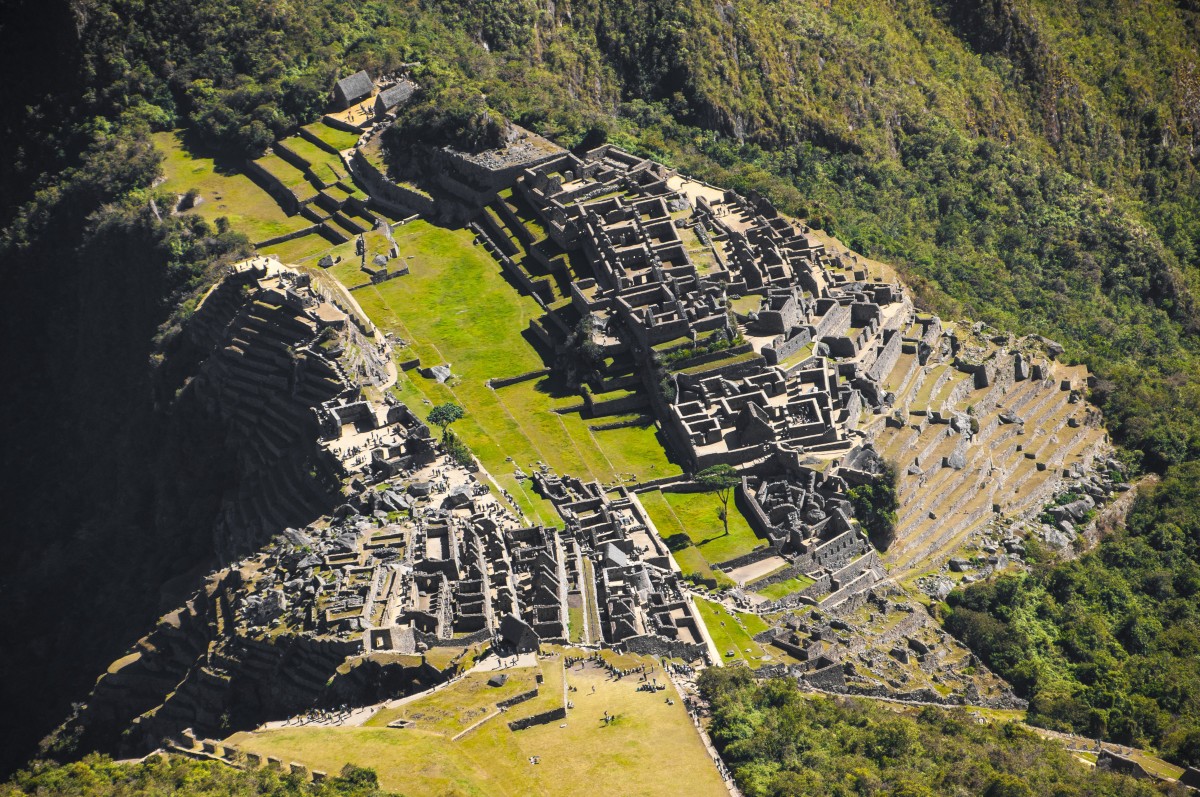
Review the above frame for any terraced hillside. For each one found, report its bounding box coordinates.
[868,321,1109,581]
[56,93,1137,789]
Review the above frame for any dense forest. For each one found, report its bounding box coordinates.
[697,668,1169,797]
[1,0,1198,780]
[0,757,398,797]
[945,464,1200,767]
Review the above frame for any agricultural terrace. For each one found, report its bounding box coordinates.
[227,650,725,797]
[755,574,816,600]
[154,131,312,244]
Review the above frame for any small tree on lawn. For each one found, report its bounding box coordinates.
[696,464,740,536]
[428,402,465,441]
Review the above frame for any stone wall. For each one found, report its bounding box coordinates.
[349,151,436,217]
[255,224,321,249]
[620,633,707,661]
[496,688,539,709]
[583,389,650,417]
[763,329,812,366]
[507,706,567,731]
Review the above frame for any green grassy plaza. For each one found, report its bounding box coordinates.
[693,598,778,666]
[227,649,726,797]
[755,574,817,600]
[637,490,767,583]
[316,219,681,525]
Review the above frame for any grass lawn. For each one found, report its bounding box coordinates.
[367,668,541,736]
[302,121,361,152]
[728,295,762,314]
[227,651,725,797]
[260,231,348,265]
[693,598,774,665]
[279,135,348,182]
[254,152,315,194]
[755,574,816,600]
[263,227,392,269]
[568,606,584,643]
[639,490,765,570]
[315,219,677,524]
[1126,751,1185,780]
[153,130,311,244]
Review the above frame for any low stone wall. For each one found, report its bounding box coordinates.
[746,563,806,591]
[496,688,539,709]
[254,224,321,249]
[476,209,520,256]
[675,352,766,389]
[584,390,649,417]
[321,114,362,134]
[589,415,654,432]
[619,633,707,661]
[487,369,551,389]
[507,706,566,731]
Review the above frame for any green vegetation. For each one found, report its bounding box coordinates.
[427,402,465,441]
[695,464,740,536]
[641,490,764,569]
[388,87,509,154]
[280,136,348,183]
[845,461,899,551]
[657,331,740,368]
[442,429,474,469]
[302,123,361,153]
[698,668,1162,797]
[945,463,1200,766]
[322,219,676,524]
[1,756,397,797]
[693,598,772,665]
[253,154,314,194]
[755,575,815,601]
[154,131,312,243]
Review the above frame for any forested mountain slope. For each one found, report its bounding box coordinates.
[1,0,1197,778]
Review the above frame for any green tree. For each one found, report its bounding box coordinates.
[427,403,465,441]
[696,464,739,536]
[846,461,899,550]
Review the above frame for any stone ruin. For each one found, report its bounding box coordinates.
[736,469,884,609]
[536,474,708,659]
[515,145,909,475]
[66,127,1125,759]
